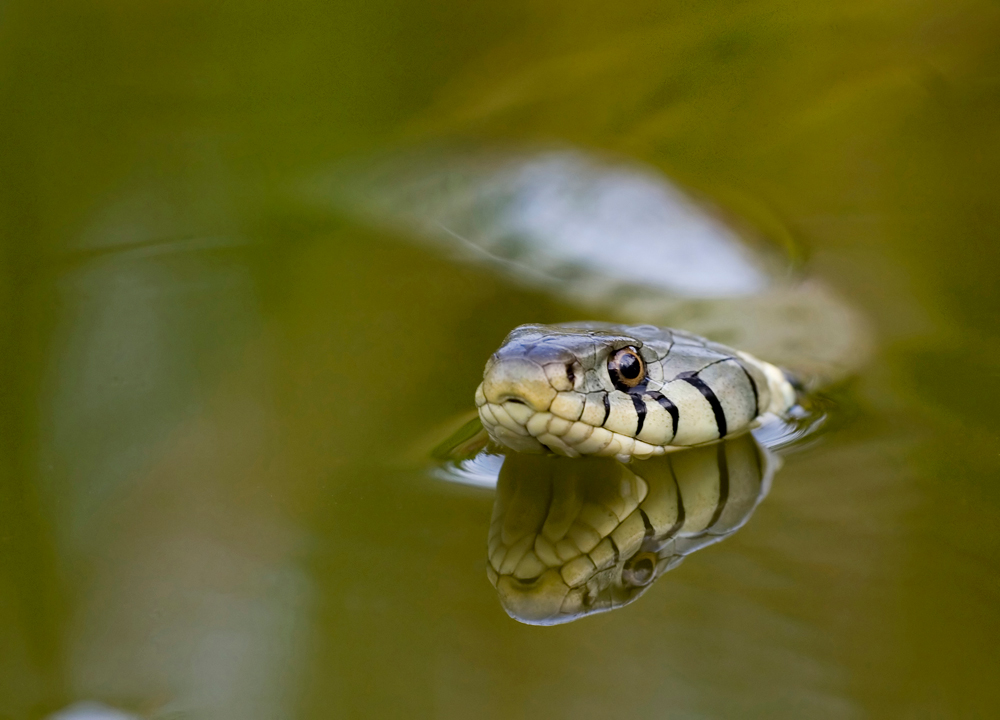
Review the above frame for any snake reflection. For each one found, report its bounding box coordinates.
[485,432,775,625]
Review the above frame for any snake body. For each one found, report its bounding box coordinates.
[476,322,796,462]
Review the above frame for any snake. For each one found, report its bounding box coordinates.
[475,322,797,461]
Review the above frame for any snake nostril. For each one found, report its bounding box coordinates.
[505,398,526,406]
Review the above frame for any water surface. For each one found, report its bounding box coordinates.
[2,1,1000,718]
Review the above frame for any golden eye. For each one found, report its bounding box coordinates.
[608,347,646,390]
[622,551,658,587]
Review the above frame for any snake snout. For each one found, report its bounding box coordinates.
[495,570,571,624]
[480,357,557,412]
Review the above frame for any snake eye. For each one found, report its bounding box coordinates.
[622,552,658,587]
[608,347,645,390]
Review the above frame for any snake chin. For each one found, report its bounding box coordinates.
[490,564,650,626]
[476,393,672,462]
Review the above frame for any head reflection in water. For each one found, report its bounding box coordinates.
[486,432,774,625]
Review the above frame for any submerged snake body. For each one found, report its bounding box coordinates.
[476,323,796,461]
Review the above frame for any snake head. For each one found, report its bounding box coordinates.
[476,322,791,460]
[476,323,656,457]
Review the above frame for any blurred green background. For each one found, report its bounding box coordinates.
[2,0,1000,718]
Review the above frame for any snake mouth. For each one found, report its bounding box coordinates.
[514,574,542,586]
[477,389,671,460]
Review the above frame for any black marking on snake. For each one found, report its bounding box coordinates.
[631,394,647,436]
[638,509,655,544]
[647,391,679,437]
[679,372,728,438]
[602,394,612,426]
[660,457,686,542]
[736,363,760,418]
[693,443,732,538]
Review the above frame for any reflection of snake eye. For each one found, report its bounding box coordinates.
[622,552,657,587]
[608,347,645,390]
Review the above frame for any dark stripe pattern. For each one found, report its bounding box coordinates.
[661,459,686,540]
[678,372,727,438]
[638,509,655,544]
[646,391,679,437]
[705,442,731,529]
[630,394,647,436]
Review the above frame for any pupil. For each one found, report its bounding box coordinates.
[619,353,640,379]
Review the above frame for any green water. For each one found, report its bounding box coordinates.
[2,0,1000,718]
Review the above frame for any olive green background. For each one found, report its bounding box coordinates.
[2,0,999,718]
